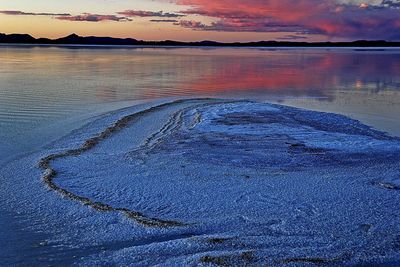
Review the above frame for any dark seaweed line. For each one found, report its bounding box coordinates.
[189,109,202,129]
[143,106,184,149]
[38,98,217,228]
[124,104,189,163]
[138,102,212,154]
[128,100,248,163]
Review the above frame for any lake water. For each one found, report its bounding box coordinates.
[1,46,400,164]
[1,46,400,264]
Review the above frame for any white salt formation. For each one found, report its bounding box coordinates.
[2,99,400,266]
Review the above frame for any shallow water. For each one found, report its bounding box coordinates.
[1,46,400,265]
[1,46,400,163]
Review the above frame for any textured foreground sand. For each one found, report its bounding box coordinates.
[1,98,400,266]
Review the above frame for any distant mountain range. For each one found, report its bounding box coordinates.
[1,33,399,47]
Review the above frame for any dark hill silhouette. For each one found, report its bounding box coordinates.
[0,33,37,43]
[0,33,399,47]
[55,33,139,45]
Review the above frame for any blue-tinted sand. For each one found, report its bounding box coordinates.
[2,99,400,266]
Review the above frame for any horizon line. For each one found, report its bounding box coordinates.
[1,33,400,47]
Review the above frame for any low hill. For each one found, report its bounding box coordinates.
[1,33,399,47]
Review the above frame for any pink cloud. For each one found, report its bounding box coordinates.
[173,0,400,40]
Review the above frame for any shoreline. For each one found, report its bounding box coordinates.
[39,98,218,227]
[2,43,400,50]
[1,33,400,48]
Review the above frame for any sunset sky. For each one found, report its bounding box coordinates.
[0,0,399,42]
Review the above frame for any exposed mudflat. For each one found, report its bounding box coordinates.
[1,98,400,266]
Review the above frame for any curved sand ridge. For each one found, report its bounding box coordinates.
[35,98,400,265]
[38,98,235,227]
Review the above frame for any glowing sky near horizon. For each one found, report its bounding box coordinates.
[0,0,399,41]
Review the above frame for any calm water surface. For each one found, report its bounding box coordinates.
[1,46,400,264]
[1,46,400,162]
